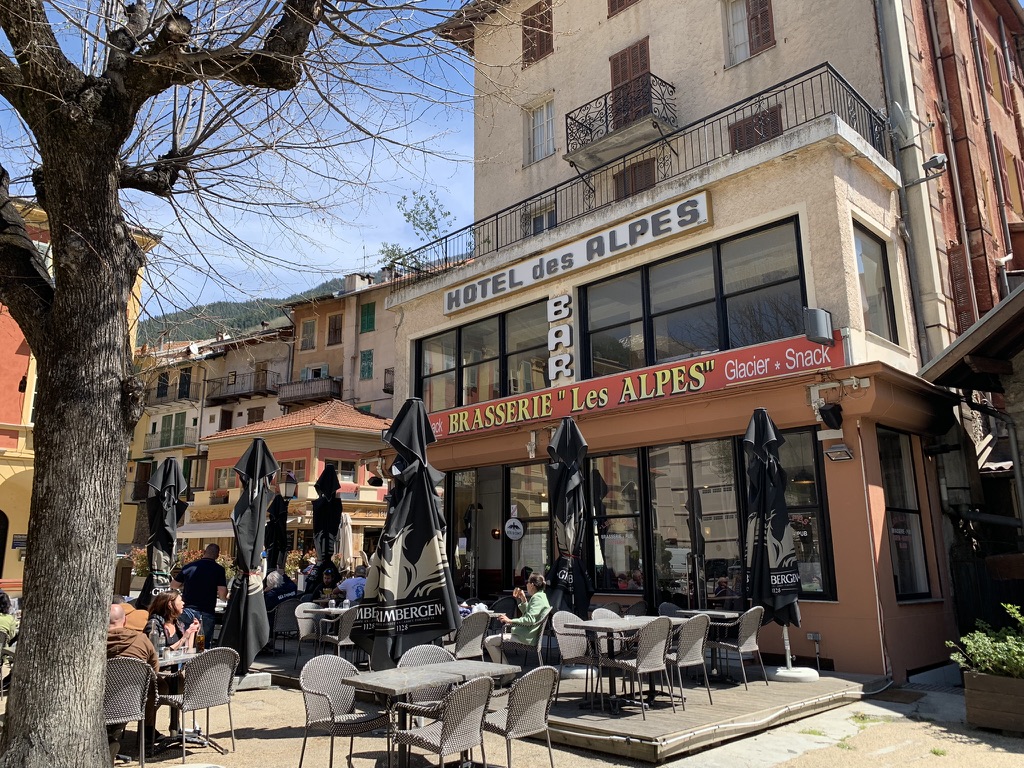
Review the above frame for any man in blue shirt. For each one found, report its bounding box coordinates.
[171,544,227,644]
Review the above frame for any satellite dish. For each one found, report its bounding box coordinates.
[890,101,911,146]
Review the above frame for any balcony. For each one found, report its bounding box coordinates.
[278,377,343,407]
[143,426,198,452]
[383,367,395,395]
[145,380,202,406]
[565,73,677,172]
[389,63,888,291]
[206,370,281,405]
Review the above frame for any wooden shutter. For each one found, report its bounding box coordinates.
[997,48,1012,107]
[613,158,656,200]
[609,0,640,17]
[728,105,783,152]
[995,134,1010,199]
[523,0,553,65]
[610,38,650,129]
[610,38,650,88]
[747,0,775,55]
[947,242,977,335]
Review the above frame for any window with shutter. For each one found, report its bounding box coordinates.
[608,0,640,17]
[728,105,783,152]
[327,313,344,345]
[747,0,775,55]
[360,350,374,380]
[613,158,656,201]
[359,302,376,333]
[522,0,553,66]
[610,38,651,129]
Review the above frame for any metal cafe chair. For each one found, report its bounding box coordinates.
[624,600,648,617]
[269,597,301,655]
[484,665,558,768]
[104,656,156,767]
[394,676,493,768]
[550,610,600,705]
[0,628,12,701]
[294,602,322,668]
[600,616,673,721]
[156,646,238,763]
[708,605,769,690]
[398,645,456,708]
[486,596,517,636]
[320,607,360,664]
[666,613,713,707]
[298,655,390,768]
[657,602,684,617]
[498,607,552,670]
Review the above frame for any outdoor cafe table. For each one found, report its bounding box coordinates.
[343,659,520,768]
[565,615,685,713]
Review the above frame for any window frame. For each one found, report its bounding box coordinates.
[524,98,556,165]
[300,319,316,351]
[580,217,805,379]
[359,303,376,333]
[853,222,899,344]
[608,0,641,17]
[327,312,344,346]
[522,0,553,66]
[359,349,374,380]
[877,426,931,601]
[727,0,775,66]
[279,459,307,484]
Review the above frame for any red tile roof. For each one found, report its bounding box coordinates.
[205,399,390,441]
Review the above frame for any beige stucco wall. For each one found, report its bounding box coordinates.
[470,0,886,218]
[390,120,915,402]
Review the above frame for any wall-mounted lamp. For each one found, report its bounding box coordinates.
[824,443,855,462]
[490,528,501,540]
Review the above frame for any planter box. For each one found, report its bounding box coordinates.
[964,671,1024,733]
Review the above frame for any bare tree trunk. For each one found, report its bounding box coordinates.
[0,155,142,766]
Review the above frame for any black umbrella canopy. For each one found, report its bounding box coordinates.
[137,458,188,610]
[264,493,289,572]
[220,437,277,675]
[545,417,594,619]
[311,467,342,565]
[352,398,461,669]
[744,408,801,627]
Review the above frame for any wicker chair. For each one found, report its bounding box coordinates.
[666,613,713,707]
[270,597,301,655]
[708,605,768,690]
[486,596,517,636]
[0,628,12,701]
[657,602,684,617]
[447,611,489,660]
[550,611,600,704]
[321,608,359,664]
[394,676,493,768]
[484,666,558,768]
[156,646,239,763]
[600,616,673,721]
[397,645,456,708]
[498,607,552,670]
[599,602,622,616]
[295,602,322,669]
[104,656,156,767]
[298,655,390,768]
[624,600,648,617]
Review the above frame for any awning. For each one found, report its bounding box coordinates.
[177,521,235,538]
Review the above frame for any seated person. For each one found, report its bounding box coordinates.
[627,569,643,590]
[300,563,339,603]
[264,569,299,612]
[334,565,367,604]
[146,590,199,653]
[484,573,550,680]
[713,577,742,610]
[0,591,18,646]
[616,572,631,591]
[107,603,160,755]
[112,595,149,632]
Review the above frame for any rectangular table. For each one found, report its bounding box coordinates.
[344,659,520,768]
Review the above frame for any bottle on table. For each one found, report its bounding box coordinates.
[342,598,350,610]
[195,631,205,653]
[149,625,165,657]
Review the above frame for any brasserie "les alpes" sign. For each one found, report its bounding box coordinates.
[429,333,844,440]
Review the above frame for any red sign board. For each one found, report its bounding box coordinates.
[429,333,844,440]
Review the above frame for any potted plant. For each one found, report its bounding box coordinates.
[947,602,1024,732]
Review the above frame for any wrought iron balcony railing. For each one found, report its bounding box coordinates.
[205,370,281,404]
[143,426,198,452]
[389,63,888,291]
[145,380,203,406]
[278,377,343,405]
[565,72,677,154]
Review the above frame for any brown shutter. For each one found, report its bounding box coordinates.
[610,38,650,129]
[610,38,649,87]
[728,105,783,152]
[613,158,656,200]
[947,241,977,335]
[980,27,992,91]
[609,0,640,17]
[997,49,1012,106]
[522,0,553,65]
[995,134,1010,199]
[747,0,775,55]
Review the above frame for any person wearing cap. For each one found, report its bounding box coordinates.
[336,565,367,604]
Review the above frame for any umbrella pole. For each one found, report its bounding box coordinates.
[782,625,793,669]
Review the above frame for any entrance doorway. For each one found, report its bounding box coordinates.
[451,467,503,600]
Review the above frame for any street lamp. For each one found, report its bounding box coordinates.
[279,471,298,499]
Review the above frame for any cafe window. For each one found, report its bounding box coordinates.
[878,427,930,599]
[509,463,550,588]
[588,450,643,593]
[416,300,549,412]
[582,219,803,378]
[854,223,897,343]
[776,430,833,597]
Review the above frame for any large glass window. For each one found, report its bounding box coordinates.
[583,219,803,377]
[416,301,549,412]
[777,431,831,595]
[878,427,930,599]
[525,100,555,165]
[509,463,550,588]
[589,451,643,593]
[854,223,897,343]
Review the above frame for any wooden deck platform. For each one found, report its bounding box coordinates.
[252,644,886,764]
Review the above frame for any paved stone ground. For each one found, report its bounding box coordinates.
[121,683,1022,768]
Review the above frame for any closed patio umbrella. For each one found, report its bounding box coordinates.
[312,467,342,566]
[743,408,817,682]
[264,493,289,573]
[220,437,277,675]
[336,512,354,573]
[545,417,594,619]
[352,398,461,669]
[137,457,188,610]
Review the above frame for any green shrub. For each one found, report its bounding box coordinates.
[947,603,1024,679]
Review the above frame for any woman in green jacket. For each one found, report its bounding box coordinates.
[484,573,550,666]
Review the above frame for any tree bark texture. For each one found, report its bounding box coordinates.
[0,153,141,766]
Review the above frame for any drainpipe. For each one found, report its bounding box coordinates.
[966,0,1013,299]
[874,0,932,362]
[924,0,980,324]
[965,398,1024,549]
